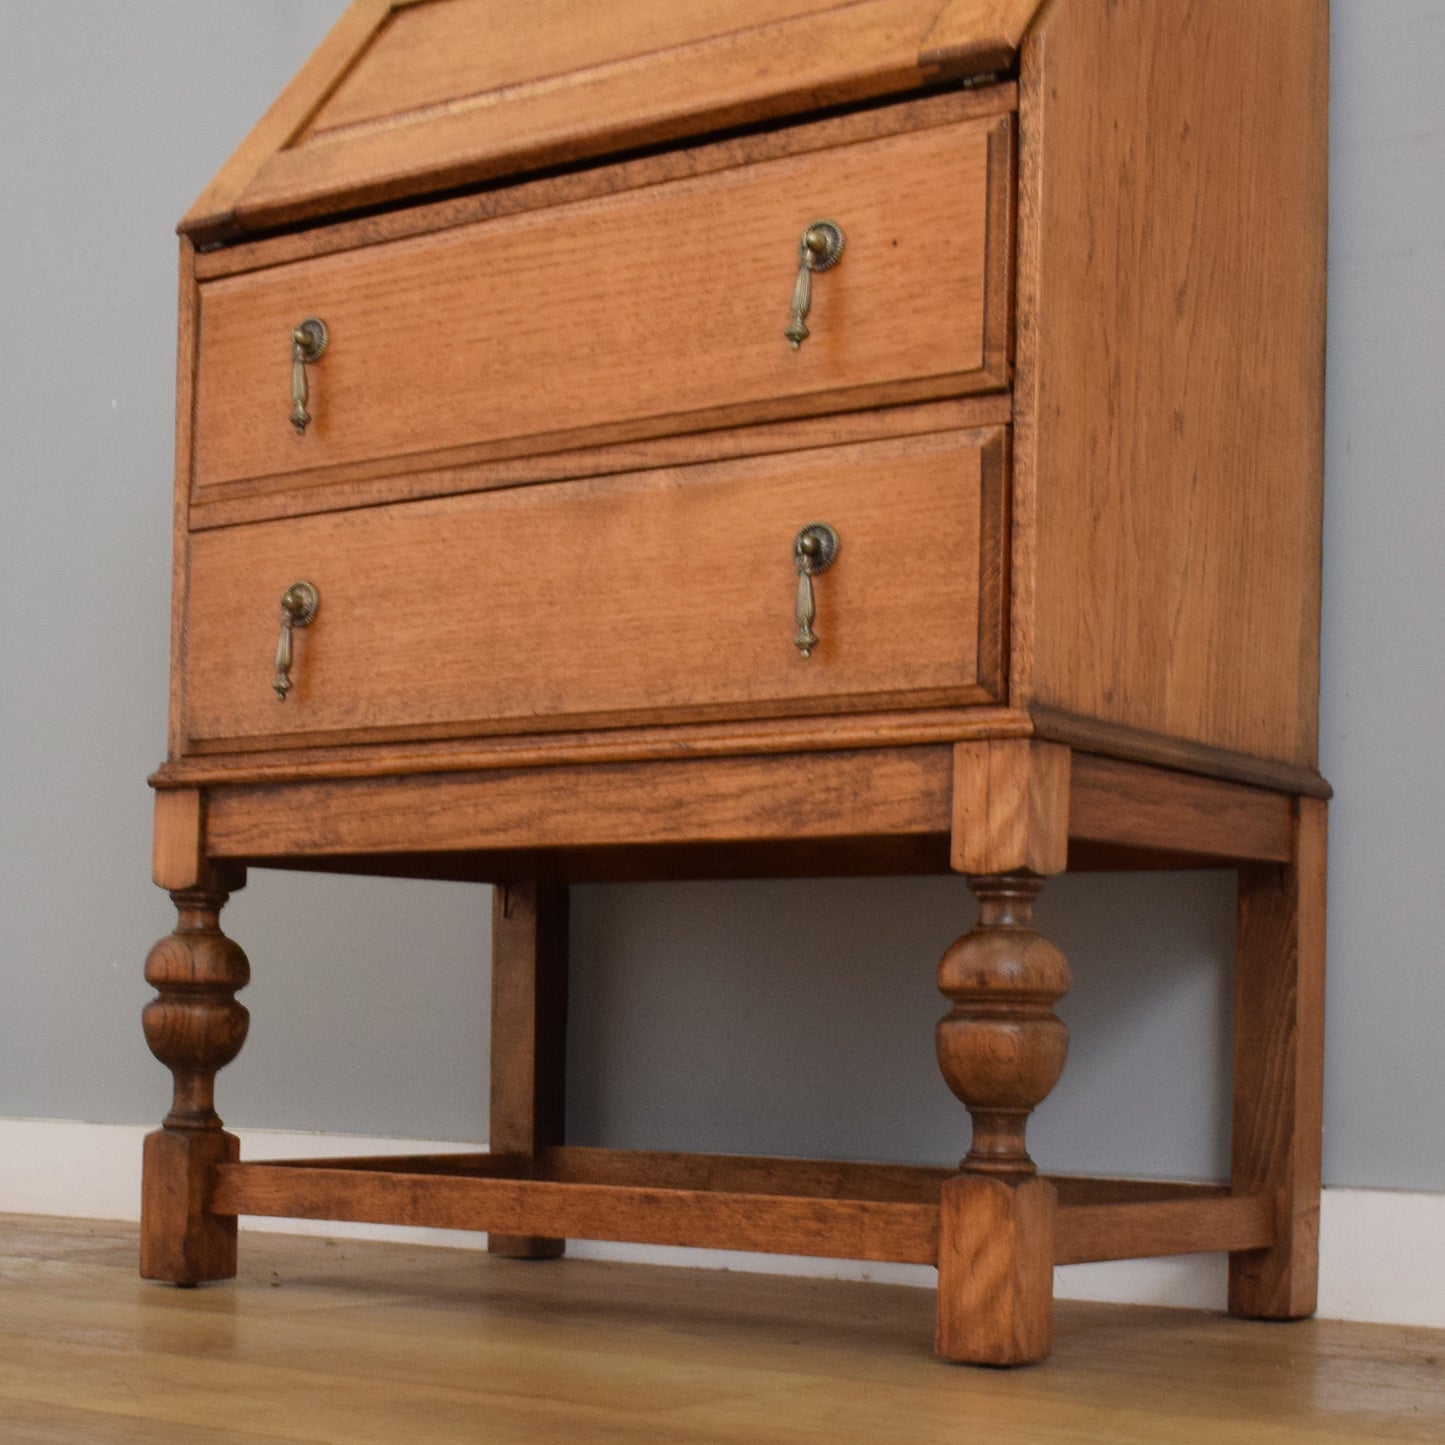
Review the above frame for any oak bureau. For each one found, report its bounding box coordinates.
[143,0,1329,1365]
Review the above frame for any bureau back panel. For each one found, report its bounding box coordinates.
[180,429,1003,752]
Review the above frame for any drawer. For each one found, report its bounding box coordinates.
[180,429,1006,752]
[190,112,1012,506]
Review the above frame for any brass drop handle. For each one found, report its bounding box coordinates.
[793,524,839,659]
[273,581,319,700]
[290,318,329,434]
[785,220,845,350]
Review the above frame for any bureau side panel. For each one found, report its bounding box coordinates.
[1013,0,1328,767]
[166,237,201,761]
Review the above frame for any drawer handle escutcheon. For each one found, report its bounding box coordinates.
[273,581,320,700]
[290,318,329,434]
[793,523,839,659]
[785,221,845,350]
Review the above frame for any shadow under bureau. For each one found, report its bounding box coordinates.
[143,0,1329,1366]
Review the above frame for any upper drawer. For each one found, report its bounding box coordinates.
[179,428,1005,754]
[190,110,1013,510]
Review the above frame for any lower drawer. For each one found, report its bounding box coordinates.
[179,428,1005,752]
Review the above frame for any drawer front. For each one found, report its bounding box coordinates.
[191,114,1010,503]
[180,430,1004,752]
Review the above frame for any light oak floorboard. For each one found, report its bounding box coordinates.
[1,1216,1440,1443]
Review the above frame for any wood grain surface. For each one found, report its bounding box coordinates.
[488,878,569,1258]
[191,116,1007,496]
[151,788,206,891]
[8,1217,1442,1443]
[922,0,1043,72]
[194,0,1040,234]
[186,394,1011,530]
[211,1164,942,1266]
[139,1129,240,1287]
[540,1146,950,1202]
[202,747,956,860]
[936,1173,1055,1364]
[227,1145,1256,1219]
[148,700,1334,798]
[154,706,1031,784]
[307,1,919,137]
[1031,706,1332,799]
[951,739,1070,875]
[205,1148,1275,1271]
[257,1145,955,1202]
[1012,0,1328,765]
[1230,795,1328,1318]
[1068,754,1295,864]
[192,88,1015,284]
[1055,1194,1273,1266]
[181,432,1001,751]
[168,238,200,759]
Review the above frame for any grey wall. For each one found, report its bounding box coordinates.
[0,2,1440,1193]
[0,0,489,1142]
[1316,0,1445,1191]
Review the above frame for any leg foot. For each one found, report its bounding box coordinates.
[140,1127,240,1284]
[936,1173,1057,1365]
[1229,797,1327,1318]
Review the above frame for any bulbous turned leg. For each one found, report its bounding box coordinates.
[934,873,1070,1366]
[936,874,1070,1176]
[140,882,250,1285]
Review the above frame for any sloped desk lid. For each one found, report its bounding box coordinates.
[183,0,1042,242]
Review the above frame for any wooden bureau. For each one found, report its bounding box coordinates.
[144,0,1329,1366]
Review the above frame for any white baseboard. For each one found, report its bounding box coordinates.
[3,1119,1439,1329]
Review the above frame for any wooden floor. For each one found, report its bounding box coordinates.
[1,1216,1441,1443]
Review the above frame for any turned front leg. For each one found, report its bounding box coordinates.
[140,877,250,1284]
[934,873,1070,1365]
